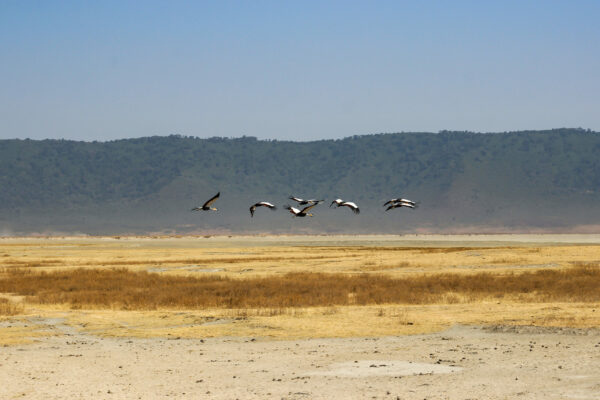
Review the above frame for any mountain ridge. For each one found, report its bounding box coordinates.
[1,128,599,234]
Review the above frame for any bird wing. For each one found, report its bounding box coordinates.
[258,202,275,208]
[300,203,318,213]
[341,202,360,214]
[395,198,415,205]
[289,196,303,203]
[387,203,414,211]
[383,199,394,206]
[202,192,220,208]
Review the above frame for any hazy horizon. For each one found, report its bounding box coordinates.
[2,127,598,144]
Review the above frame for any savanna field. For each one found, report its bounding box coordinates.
[1,234,599,343]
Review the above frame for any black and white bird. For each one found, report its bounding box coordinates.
[284,203,318,217]
[191,192,220,212]
[330,199,360,214]
[383,198,417,207]
[249,201,276,217]
[289,196,324,206]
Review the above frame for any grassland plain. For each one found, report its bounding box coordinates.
[2,235,600,400]
[1,234,600,343]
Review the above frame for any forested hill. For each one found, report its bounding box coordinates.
[1,128,600,234]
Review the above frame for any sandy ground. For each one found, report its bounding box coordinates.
[2,322,599,400]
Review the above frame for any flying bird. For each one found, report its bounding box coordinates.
[284,203,318,217]
[383,198,417,207]
[249,201,277,217]
[191,192,220,212]
[289,196,324,206]
[337,201,360,214]
[330,198,359,214]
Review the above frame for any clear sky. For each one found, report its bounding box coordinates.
[1,1,599,141]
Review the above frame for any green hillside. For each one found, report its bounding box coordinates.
[1,129,599,234]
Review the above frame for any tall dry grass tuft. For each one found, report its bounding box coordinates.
[0,264,599,310]
[0,298,23,316]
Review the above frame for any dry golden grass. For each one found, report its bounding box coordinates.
[2,239,598,278]
[0,323,54,346]
[0,297,23,316]
[2,235,600,341]
[1,264,599,310]
[46,302,599,339]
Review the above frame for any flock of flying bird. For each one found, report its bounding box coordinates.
[192,192,418,217]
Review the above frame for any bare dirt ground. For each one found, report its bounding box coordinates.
[2,321,599,399]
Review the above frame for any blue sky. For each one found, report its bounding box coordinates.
[1,1,599,141]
